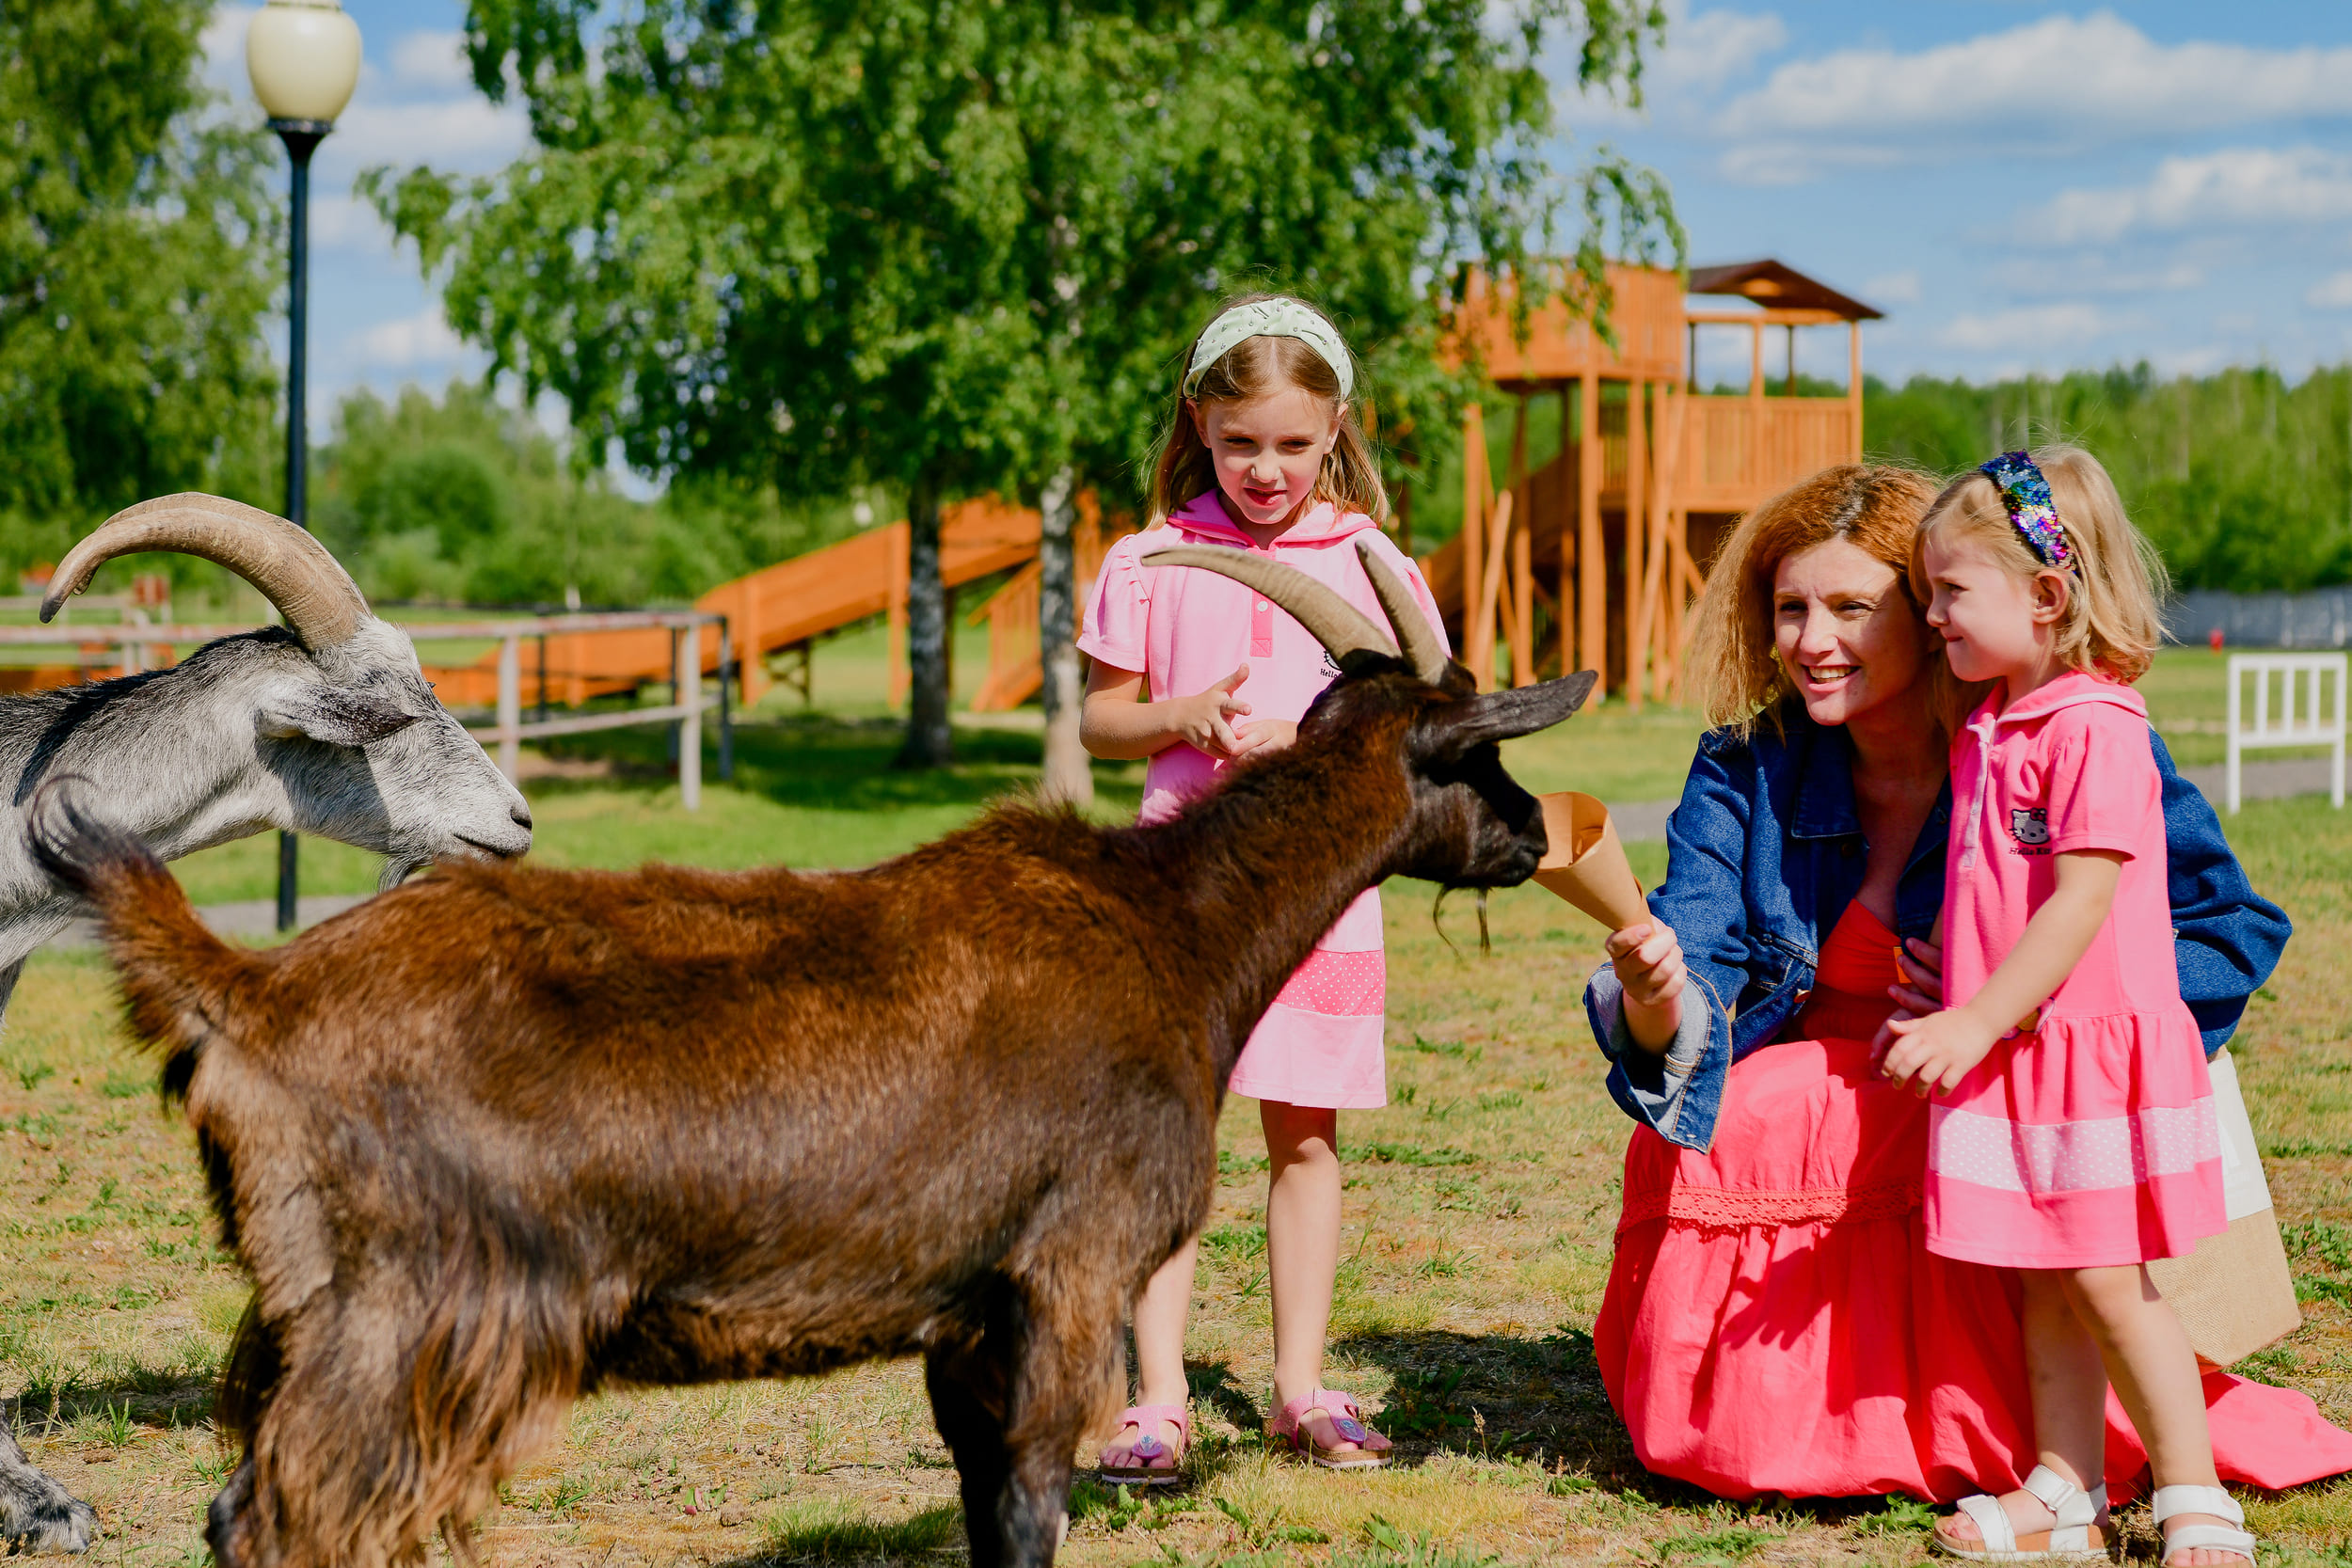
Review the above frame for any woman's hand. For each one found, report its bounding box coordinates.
[1888,934,1945,1017]
[1879,1006,1998,1097]
[1167,664,1254,760]
[1607,920,1686,1054]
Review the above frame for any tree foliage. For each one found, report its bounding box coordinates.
[367,0,1677,757]
[0,0,280,577]
[1865,365,2352,593]
[312,381,875,607]
[374,0,1677,505]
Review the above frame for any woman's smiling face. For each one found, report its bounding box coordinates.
[1189,387,1340,531]
[1772,537,1932,728]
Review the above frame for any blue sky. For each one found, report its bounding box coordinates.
[202,2,2352,452]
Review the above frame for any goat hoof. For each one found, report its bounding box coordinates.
[0,1464,96,1554]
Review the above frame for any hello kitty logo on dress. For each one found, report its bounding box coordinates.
[2009,807,2050,847]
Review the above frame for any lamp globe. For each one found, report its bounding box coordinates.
[246,0,362,127]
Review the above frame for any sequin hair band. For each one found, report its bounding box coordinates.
[1979,451,2073,570]
[1184,298,1355,400]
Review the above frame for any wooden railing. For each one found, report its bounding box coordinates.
[1676,396,1858,513]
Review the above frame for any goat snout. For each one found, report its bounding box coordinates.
[455,832,529,860]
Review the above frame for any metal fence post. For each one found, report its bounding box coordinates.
[497,633,521,781]
[679,620,702,811]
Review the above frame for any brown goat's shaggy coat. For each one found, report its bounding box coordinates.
[39,652,1593,1568]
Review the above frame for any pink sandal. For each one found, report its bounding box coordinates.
[1269,1388,1392,1470]
[1099,1403,1190,1486]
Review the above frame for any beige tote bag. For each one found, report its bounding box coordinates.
[2146,1049,2302,1367]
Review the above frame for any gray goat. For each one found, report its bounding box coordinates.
[0,492,533,1552]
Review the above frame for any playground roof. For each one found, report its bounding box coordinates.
[1688,260,1883,321]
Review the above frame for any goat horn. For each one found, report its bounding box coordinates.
[41,493,370,648]
[1351,539,1449,685]
[1139,546,1401,671]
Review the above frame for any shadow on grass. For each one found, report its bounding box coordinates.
[536,713,1142,819]
[3,1372,215,1436]
[1333,1328,1946,1539]
[720,1495,963,1564]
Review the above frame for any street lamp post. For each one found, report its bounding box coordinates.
[246,0,360,933]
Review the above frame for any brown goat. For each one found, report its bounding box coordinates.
[36,545,1594,1568]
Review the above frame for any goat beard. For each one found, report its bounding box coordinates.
[378,853,432,891]
[1429,886,1491,957]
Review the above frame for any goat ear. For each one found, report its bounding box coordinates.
[1430,672,1598,761]
[258,689,421,747]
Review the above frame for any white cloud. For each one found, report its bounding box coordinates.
[2308,271,2352,309]
[1564,4,1784,126]
[1992,258,2205,296]
[1715,12,2352,182]
[200,5,256,97]
[352,308,468,369]
[317,97,531,178]
[1656,8,1787,95]
[2023,148,2352,245]
[1936,303,2122,354]
[308,193,389,251]
[389,31,474,95]
[1863,269,1920,306]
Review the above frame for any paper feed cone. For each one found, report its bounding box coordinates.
[1530,792,1649,931]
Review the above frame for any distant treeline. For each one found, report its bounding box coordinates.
[8,366,2346,608]
[305,383,875,608]
[1864,364,2352,594]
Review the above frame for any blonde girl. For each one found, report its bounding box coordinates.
[1882,447,2251,1566]
[1074,295,1447,1481]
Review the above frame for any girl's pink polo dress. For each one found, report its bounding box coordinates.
[1076,493,1447,1110]
[1928,671,2226,1269]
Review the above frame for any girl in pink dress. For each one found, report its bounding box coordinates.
[1883,447,2251,1567]
[1075,295,1445,1483]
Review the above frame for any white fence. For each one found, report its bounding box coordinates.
[2226,653,2346,813]
[0,610,734,812]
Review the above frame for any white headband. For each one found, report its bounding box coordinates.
[1183,298,1355,400]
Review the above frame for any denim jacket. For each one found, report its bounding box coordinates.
[1582,705,2292,1152]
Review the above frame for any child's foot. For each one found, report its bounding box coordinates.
[1269,1389,1391,1471]
[1099,1404,1189,1486]
[1932,1467,2110,1560]
[2153,1483,2256,1566]
[2160,1519,2249,1568]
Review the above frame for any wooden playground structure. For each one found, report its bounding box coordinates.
[1424,259,1881,706]
[0,257,1879,730]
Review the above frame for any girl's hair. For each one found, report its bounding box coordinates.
[1910,444,2169,684]
[1684,463,1970,736]
[1146,293,1388,527]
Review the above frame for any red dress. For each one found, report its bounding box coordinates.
[1594,900,2352,1501]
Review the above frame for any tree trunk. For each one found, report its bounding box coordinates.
[896,468,954,768]
[1037,466,1092,808]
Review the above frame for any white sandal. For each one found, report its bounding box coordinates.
[2152,1484,2256,1566]
[1933,1465,2114,1562]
